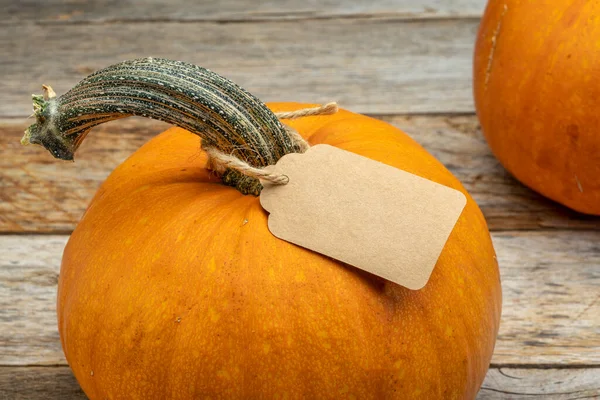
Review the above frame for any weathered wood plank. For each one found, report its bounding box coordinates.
[478,368,600,399]
[2,117,599,233]
[0,236,66,365]
[0,19,478,116]
[1,119,162,233]
[489,231,600,365]
[0,366,598,400]
[0,367,86,400]
[1,232,598,366]
[3,0,486,23]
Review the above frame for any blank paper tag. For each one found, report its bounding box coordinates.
[259,144,466,290]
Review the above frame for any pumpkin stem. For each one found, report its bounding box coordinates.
[21,58,305,195]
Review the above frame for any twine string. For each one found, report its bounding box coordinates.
[205,102,338,185]
[273,102,338,120]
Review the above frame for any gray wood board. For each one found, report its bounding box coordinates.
[479,368,600,399]
[1,19,480,116]
[3,0,487,23]
[1,232,598,366]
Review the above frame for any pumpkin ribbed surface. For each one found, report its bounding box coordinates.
[58,103,501,399]
[474,0,600,214]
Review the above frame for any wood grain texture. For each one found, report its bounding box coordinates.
[3,0,486,23]
[1,232,598,366]
[489,231,600,366]
[1,19,478,116]
[0,367,85,400]
[0,236,66,365]
[3,117,599,233]
[478,368,600,399]
[0,366,597,400]
[1,118,164,233]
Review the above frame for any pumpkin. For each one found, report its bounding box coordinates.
[23,58,501,399]
[474,0,600,215]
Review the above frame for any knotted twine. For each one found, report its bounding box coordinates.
[204,102,339,185]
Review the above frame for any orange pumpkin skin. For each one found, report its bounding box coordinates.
[58,103,501,399]
[474,0,600,215]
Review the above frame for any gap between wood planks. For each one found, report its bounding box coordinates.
[490,364,600,370]
[3,0,487,24]
[2,363,599,369]
[4,15,485,26]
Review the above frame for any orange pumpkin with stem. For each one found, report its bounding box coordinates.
[474,0,600,215]
[23,58,501,399]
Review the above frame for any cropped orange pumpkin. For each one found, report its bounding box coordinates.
[24,59,501,399]
[474,0,600,215]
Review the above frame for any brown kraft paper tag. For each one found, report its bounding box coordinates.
[259,144,466,290]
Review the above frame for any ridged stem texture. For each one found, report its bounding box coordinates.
[22,57,303,194]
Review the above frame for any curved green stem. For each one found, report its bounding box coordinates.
[22,57,301,195]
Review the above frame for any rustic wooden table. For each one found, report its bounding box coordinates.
[1,1,599,399]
